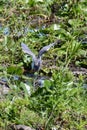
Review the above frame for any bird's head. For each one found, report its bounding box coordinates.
[31,58,41,71]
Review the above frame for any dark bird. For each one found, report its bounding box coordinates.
[21,40,61,72]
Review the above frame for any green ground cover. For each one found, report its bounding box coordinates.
[0,0,87,129]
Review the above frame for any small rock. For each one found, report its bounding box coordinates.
[10,125,35,130]
[0,81,10,96]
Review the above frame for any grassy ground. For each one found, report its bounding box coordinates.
[0,0,87,130]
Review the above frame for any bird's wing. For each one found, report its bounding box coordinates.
[38,40,61,58]
[21,43,36,59]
